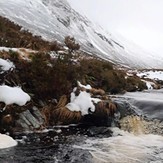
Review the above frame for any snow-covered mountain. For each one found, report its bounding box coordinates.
[0,0,163,68]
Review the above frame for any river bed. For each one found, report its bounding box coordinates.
[0,89,163,163]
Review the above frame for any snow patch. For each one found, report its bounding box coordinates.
[137,70,163,81]
[66,83,101,115]
[0,58,15,72]
[0,85,31,106]
[142,80,155,90]
[66,91,95,115]
[0,47,18,52]
[77,81,92,89]
[145,81,153,90]
[0,134,17,149]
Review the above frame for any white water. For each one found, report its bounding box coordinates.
[123,90,163,103]
[73,89,163,162]
[74,128,163,163]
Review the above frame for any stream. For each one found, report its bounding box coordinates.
[0,89,163,163]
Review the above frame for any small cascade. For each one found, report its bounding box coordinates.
[119,115,163,135]
[120,115,145,135]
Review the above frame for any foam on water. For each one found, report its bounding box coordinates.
[74,127,163,163]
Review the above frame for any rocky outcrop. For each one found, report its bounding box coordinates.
[0,103,46,133]
[15,107,45,132]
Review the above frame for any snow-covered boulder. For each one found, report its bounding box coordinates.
[0,85,30,106]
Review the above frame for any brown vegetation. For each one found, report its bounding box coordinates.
[94,101,117,117]
[50,41,63,52]
[41,85,117,126]
[0,48,147,103]
[0,16,50,50]
[0,16,147,97]
[41,95,82,125]
[52,107,82,125]
[0,16,148,131]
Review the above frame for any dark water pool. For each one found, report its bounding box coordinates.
[0,126,93,163]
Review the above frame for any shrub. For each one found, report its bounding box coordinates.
[14,52,80,101]
[64,36,80,52]
[101,70,126,94]
[79,58,113,86]
[126,76,147,92]
[50,41,63,52]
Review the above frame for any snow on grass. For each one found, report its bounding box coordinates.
[0,47,36,61]
[0,47,18,52]
[0,85,31,106]
[0,134,17,149]
[66,91,95,115]
[0,58,15,72]
[66,83,101,116]
[137,70,163,81]
[141,79,156,90]
[77,81,92,89]
[145,81,153,90]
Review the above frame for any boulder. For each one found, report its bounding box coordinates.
[88,126,113,137]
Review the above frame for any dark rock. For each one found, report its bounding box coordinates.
[88,126,113,137]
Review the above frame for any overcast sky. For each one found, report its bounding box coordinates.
[68,0,163,56]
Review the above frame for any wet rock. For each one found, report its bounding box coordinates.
[93,98,141,129]
[88,126,113,137]
[81,100,117,127]
[114,99,137,118]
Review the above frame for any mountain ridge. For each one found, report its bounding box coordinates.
[0,0,163,68]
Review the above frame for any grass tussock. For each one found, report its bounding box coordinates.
[41,95,81,125]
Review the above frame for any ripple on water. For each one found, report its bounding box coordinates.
[120,89,163,120]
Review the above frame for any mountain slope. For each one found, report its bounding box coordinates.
[0,0,163,68]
